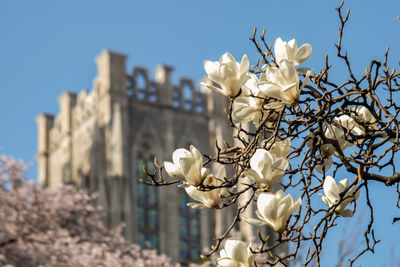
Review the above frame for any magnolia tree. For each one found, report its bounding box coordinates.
[0,155,171,267]
[143,2,400,266]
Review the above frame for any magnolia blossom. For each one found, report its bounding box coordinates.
[232,95,265,126]
[309,116,362,174]
[182,166,226,209]
[243,190,301,233]
[241,72,264,96]
[324,123,353,151]
[307,119,359,174]
[307,127,346,174]
[164,145,203,186]
[258,60,300,106]
[217,239,255,267]
[232,74,264,124]
[244,149,288,190]
[334,115,365,135]
[320,176,360,217]
[203,52,250,97]
[268,138,291,158]
[274,37,312,66]
[314,150,335,174]
[232,74,280,126]
[350,106,377,125]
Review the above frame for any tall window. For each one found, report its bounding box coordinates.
[136,155,159,249]
[179,190,201,261]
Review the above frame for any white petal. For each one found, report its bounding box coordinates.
[340,209,354,217]
[244,169,262,185]
[187,203,206,209]
[250,149,273,178]
[243,73,261,95]
[269,138,291,158]
[290,197,302,215]
[337,178,349,193]
[185,186,205,203]
[276,195,292,221]
[258,82,285,102]
[315,156,333,174]
[221,52,236,64]
[241,216,268,226]
[279,60,299,84]
[239,54,250,78]
[295,43,312,64]
[275,189,285,199]
[274,37,286,62]
[200,82,226,96]
[271,157,289,173]
[257,192,278,222]
[164,162,184,180]
[215,165,226,181]
[286,39,297,60]
[224,240,248,263]
[204,60,221,84]
[264,101,286,111]
[172,148,190,166]
[190,145,203,164]
[323,176,339,202]
[287,39,297,50]
[297,67,312,73]
[320,194,331,207]
[217,258,239,267]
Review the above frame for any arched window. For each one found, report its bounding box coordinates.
[183,83,193,110]
[179,189,201,261]
[173,86,182,108]
[135,73,147,100]
[136,154,159,249]
[148,82,158,103]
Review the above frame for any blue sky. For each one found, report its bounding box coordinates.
[1,0,399,266]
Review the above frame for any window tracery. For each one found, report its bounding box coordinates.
[179,189,201,261]
[136,154,159,249]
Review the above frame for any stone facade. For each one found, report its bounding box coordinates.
[36,50,250,263]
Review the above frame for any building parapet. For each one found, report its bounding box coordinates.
[127,66,206,114]
[39,50,214,158]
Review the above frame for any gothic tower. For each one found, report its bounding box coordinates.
[36,50,253,263]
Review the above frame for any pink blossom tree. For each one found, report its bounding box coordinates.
[0,155,171,267]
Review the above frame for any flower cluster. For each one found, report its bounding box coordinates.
[320,176,360,217]
[161,37,367,266]
[308,106,377,173]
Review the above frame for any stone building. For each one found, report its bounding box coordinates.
[36,50,246,263]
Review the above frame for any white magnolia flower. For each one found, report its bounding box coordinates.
[306,123,352,174]
[314,153,334,174]
[307,127,347,174]
[244,149,288,190]
[324,123,354,151]
[350,106,378,129]
[320,176,360,217]
[164,145,203,186]
[308,113,366,174]
[182,166,226,209]
[268,138,291,158]
[203,52,250,97]
[241,73,264,96]
[217,239,255,267]
[274,37,312,67]
[334,115,365,136]
[307,135,334,174]
[232,95,265,126]
[258,60,300,106]
[232,73,281,126]
[243,190,301,233]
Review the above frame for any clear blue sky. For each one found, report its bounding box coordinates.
[1,0,399,266]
